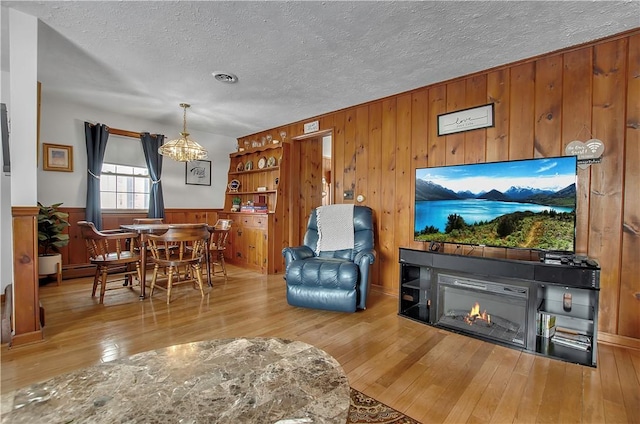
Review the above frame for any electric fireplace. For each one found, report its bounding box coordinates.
[398,248,601,367]
[436,274,531,349]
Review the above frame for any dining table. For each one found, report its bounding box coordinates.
[120,223,170,299]
[121,223,215,299]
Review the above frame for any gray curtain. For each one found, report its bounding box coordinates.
[84,122,109,230]
[140,132,165,218]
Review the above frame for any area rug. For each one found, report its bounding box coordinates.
[348,387,421,424]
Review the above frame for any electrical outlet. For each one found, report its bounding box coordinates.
[343,190,354,200]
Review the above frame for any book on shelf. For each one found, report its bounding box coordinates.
[554,328,592,344]
[537,313,556,338]
[240,203,268,213]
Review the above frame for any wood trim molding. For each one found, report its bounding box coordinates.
[598,331,640,351]
[10,330,45,347]
[291,128,334,141]
[161,208,224,214]
[12,206,39,216]
[11,206,44,347]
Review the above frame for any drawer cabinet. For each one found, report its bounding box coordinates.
[218,212,269,274]
[220,138,290,275]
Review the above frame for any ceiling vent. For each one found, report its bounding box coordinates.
[212,72,238,83]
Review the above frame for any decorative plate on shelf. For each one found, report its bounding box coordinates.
[257,156,267,169]
[236,162,244,172]
[267,156,276,167]
[245,160,253,171]
[228,179,241,192]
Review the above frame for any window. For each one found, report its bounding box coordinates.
[101,163,150,210]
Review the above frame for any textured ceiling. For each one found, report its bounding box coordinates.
[2,1,639,138]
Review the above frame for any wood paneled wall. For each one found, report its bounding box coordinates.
[241,29,640,341]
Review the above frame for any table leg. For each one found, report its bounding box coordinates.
[206,249,212,287]
[139,239,147,299]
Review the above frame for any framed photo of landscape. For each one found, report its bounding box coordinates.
[43,143,73,172]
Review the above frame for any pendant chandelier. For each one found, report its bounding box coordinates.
[158,103,208,162]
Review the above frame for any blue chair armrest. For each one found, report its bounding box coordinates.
[282,245,315,267]
[354,249,375,310]
[354,249,376,266]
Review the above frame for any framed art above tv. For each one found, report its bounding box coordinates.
[437,103,495,136]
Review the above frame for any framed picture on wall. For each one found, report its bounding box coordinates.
[437,103,495,136]
[43,143,73,172]
[185,160,211,186]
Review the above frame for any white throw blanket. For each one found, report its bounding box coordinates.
[315,204,355,254]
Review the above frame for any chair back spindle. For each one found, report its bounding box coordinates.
[77,221,141,304]
[146,224,210,303]
[208,225,231,281]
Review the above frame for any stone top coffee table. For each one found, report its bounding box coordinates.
[1,338,350,423]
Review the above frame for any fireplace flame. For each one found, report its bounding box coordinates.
[464,302,491,325]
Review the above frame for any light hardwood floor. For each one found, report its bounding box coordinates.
[2,265,639,423]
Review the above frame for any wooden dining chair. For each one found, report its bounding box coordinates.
[131,218,167,266]
[207,225,231,282]
[77,221,142,304]
[147,224,210,304]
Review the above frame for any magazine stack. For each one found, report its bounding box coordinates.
[552,327,592,351]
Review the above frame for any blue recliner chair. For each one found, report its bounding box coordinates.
[282,205,376,312]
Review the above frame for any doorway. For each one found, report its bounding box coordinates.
[322,134,332,206]
[290,129,333,245]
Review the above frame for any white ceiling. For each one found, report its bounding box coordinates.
[2,1,639,139]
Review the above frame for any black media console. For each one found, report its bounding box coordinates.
[398,248,600,367]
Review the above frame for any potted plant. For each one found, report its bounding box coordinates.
[231,196,241,212]
[37,202,70,276]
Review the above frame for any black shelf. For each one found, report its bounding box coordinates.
[401,279,423,290]
[400,304,430,322]
[538,299,594,322]
[536,336,594,367]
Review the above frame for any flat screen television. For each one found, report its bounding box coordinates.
[414,156,577,253]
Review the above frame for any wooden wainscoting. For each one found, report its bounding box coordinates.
[59,208,221,279]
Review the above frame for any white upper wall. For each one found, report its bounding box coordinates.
[9,8,38,207]
[38,92,236,208]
